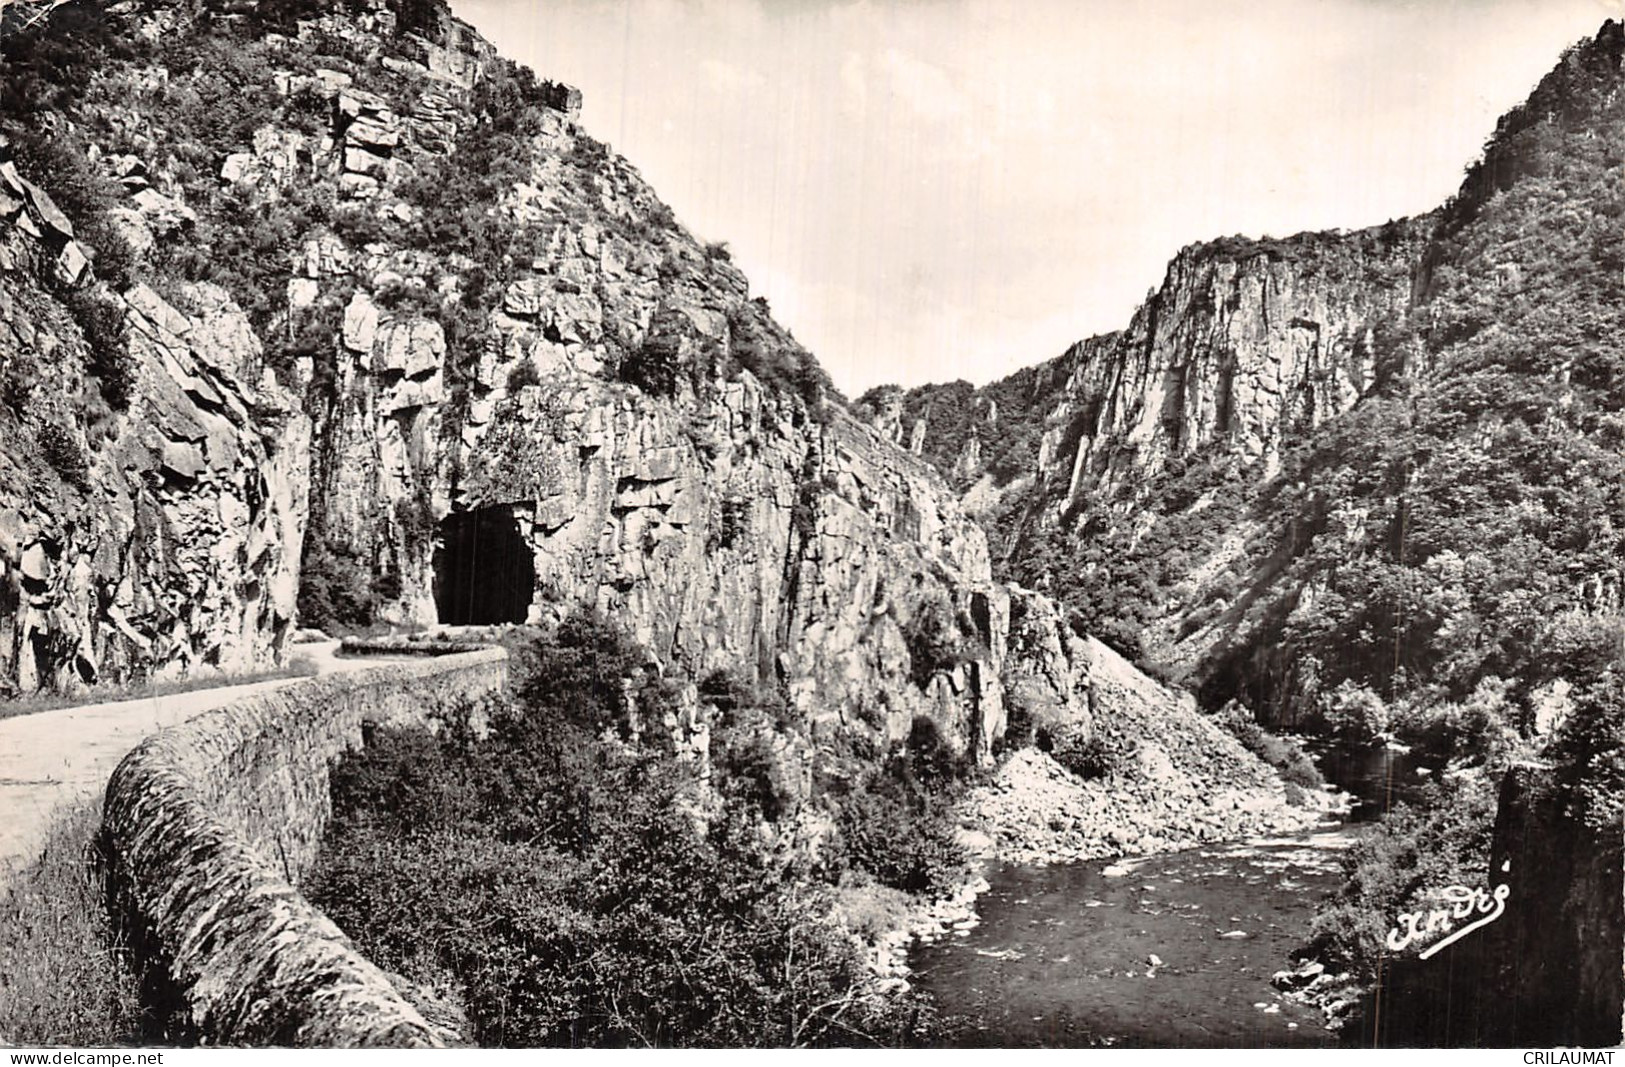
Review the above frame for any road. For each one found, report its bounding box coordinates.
[0,641,384,885]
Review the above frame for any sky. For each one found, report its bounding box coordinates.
[452,0,1618,395]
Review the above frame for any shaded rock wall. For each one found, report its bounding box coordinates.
[0,156,309,694]
[1367,765,1624,1047]
[272,28,1012,758]
[101,650,506,1047]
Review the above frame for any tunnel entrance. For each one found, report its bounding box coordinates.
[432,506,535,625]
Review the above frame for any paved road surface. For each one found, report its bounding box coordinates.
[0,641,386,886]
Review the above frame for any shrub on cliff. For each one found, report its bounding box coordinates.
[1047,729,1138,781]
[725,300,839,416]
[65,288,135,410]
[901,598,986,691]
[36,421,90,490]
[1212,701,1326,790]
[619,332,682,397]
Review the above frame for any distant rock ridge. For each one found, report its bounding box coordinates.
[875,218,1432,520]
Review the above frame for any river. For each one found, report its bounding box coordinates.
[911,743,1428,1047]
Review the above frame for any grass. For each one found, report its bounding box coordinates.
[0,800,149,1047]
[0,659,320,723]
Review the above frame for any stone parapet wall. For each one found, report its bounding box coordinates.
[101,650,506,1047]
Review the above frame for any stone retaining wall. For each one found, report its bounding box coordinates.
[101,649,507,1047]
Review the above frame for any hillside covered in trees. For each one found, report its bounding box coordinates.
[874,19,1624,1045]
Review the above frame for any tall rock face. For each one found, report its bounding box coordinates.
[880,21,1624,1045]
[0,166,308,693]
[0,0,1013,759]
[1038,225,1429,502]
[871,219,1432,710]
[876,222,1427,509]
[883,20,1623,727]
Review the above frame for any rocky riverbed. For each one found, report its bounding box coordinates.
[965,747,1339,866]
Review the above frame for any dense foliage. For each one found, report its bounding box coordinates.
[855,361,1056,493]
[1209,702,1324,790]
[1242,23,1621,1013]
[1306,775,1498,976]
[309,612,965,1047]
[1003,445,1254,669]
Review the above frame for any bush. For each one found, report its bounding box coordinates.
[331,205,389,247]
[1049,730,1137,781]
[266,300,341,383]
[712,716,798,822]
[37,421,89,490]
[505,358,541,392]
[724,301,839,415]
[65,288,135,409]
[903,716,969,789]
[2,345,41,412]
[837,775,967,900]
[708,497,749,550]
[310,615,946,1047]
[1321,681,1391,746]
[393,491,435,553]
[902,598,972,690]
[1307,776,1496,976]
[620,333,681,398]
[295,540,377,633]
[372,279,439,316]
[513,610,649,735]
[1213,701,1326,789]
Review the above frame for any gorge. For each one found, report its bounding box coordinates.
[0,0,1618,1049]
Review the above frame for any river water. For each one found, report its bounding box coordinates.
[911,744,1427,1047]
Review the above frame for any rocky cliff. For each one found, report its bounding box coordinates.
[879,19,1624,1046]
[0,0,1020,763]
[881,21,1623,730]
[0,157,308,693]
[869,220,1433,693]
[885,221,1428,507]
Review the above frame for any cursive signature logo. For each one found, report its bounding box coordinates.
[1385,860,1511,960]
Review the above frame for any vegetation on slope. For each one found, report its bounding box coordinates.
[0,802,149,1046]
[869,21,1624,1022]
[1214,24,1622,1000]
[855,359,1058,494]
[308,611,970,1047]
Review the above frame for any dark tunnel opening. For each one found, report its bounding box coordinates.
[432,506,535,625]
